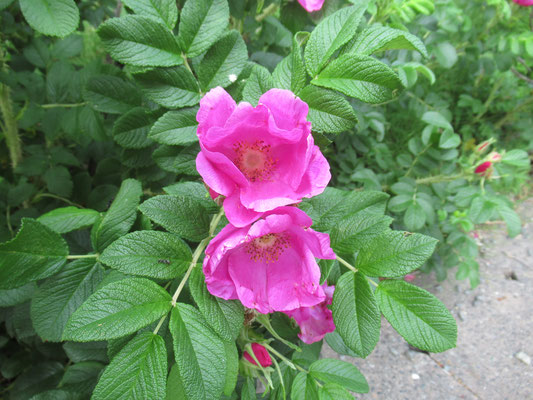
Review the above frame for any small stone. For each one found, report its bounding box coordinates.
[472,295,486,306]
[458,310,467,321]
[527,249,533,257]
[444,365,451,372]
[411,373,420,380]
[434,285,443,293]
[389,347,399,356]
[515,352,531,365]
[340,355,347,361]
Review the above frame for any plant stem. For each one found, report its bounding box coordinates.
[336,255,357,272]
[32,193,85,208]
[263,344,323,387]
[0,80,22,169]
[67,254,99,260]
[152,314,168,335]
[415,173,464,185]
[170,208,224,306]
[473,77,504,123]
[255,3,279,22]
[41,102,86,109]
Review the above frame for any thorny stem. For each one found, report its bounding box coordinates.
[256,314,301,352]
[0,48,22,169]
[414,174,464,185]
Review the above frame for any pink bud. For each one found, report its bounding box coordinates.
[488,152,502,162]
[244,343,272,367]
[404,274,416,282]
[475,141,491,154]
[475,161,492,175]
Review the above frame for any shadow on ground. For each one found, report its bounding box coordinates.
[322,198,533,400]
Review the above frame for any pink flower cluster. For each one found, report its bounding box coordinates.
[196,87,336,344]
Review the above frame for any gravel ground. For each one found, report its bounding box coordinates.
[322,198,533,400]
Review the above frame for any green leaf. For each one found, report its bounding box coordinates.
[170,304,226,400]
[152,144,199,175]
[330,212,393,255]
[0,219,68,290]
[139,195,211,242]
[439,130,461,149]
[99,231,192,279]
[312,54,403,104]
[299,188,389,232]
[113,108,159,149]
[163,182,218,212]
[98,15,182,67]
[92,332,167,400]
[122,0,178,29]
[44,166,72,197]
[223,341,239,396]
[273,33,308,95]
[59,361,103,397]
[197,30,248,91]
[404,202,426,230]
[309,358,368,393]
[0,283,36,307]
[355,231,437,277]
[177,0,230,58]
[242,64,274,105]
[375,280,457,352]
[91,179,143,252]
[189,267,244,341]
[134,67,201,109]
[346,25,428,57]
[299,86,357,134]
[498,206,521,238]
[331,272,381,358]
[38,207,99,234]
[318,383,353,400]
[165,364,186,400]
[469,196,497,224]
[422,111,452,129]
[149,109,198,145]
[31,260,104,342]
[304,5,366,77]
[63,277,172,341]
[291,372,319,400]
[433,42,457,69]
[501,149,530,168]
[19,0,79,37]
[84,75,142,114]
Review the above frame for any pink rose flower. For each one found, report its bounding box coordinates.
[513,0,533,6]
[475,161,492,175]
[297,0,325,12]
[196,87,330,227]
[203,206,335,314]
[285,283,335,344]
[243,343,272,367]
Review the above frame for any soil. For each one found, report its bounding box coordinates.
[322,198,533,400]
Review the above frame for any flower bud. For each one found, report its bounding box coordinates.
[243,343,272,367]
[488,151,502,163]
[475,161,492,175]
[475,140,491,154]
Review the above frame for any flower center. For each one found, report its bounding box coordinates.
[246,233,290,263]
[234,140,277,182]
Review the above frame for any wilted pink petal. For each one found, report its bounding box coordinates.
[285,283,336,344]
[297,0,325,12]
[488,152,502,162]
[203,207,335,314]
[196,87,331,227]
[404,274,416,282]
[244,343,272,367]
